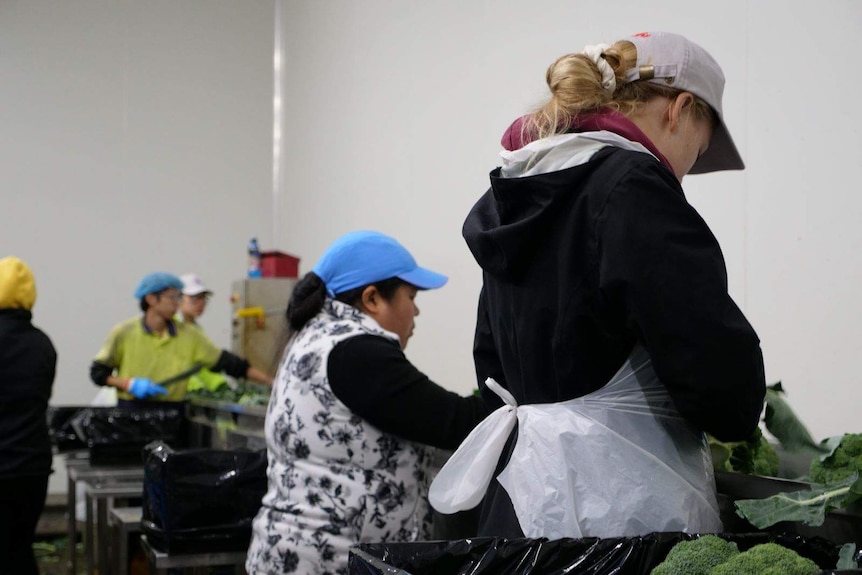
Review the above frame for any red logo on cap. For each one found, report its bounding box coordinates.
[633,32,651,37]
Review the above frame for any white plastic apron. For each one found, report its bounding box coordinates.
[429,344,722,539]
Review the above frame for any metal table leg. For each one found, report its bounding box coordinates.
[97,496,110,574]
[83,482,143,575]
[67,470,77,575]
[85,490,95,575]
[111,513,126,575]
[62,454,144,575]
[109,506,142,575]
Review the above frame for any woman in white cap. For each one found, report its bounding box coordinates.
[246,230,489,575]
[432,32,765,539]
[177,272,213,327]
[177,273,230,392]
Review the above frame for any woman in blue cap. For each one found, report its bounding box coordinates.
[246,231,489,575]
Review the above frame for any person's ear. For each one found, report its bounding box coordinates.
[145,293,159,307]
[359,285,382,316]
[668,92,695,133]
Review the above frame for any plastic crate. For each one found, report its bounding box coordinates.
[260,251,299,278]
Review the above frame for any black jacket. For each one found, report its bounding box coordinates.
[0,309,57,478]
[464,146,765,442]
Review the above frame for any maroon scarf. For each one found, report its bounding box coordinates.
[500,109,673,173]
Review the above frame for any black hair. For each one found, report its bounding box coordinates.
[285,272,406,333]
[334,277,403,307]
[139,288,174,313]
[285,273,327,332]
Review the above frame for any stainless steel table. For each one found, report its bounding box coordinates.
[139,535,248,574]
[64,451,90,574]
[109,506,142,575]
[63,452,144,575]
[84,479,143,575]
[186,398,266,450]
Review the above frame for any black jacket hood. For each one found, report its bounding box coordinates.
[464,148,614,280]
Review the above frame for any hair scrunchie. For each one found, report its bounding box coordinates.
[582,43,616,95]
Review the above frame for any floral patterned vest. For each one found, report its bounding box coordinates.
[247,299,432,575]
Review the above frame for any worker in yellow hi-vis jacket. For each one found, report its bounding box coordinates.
[89,272,272,408]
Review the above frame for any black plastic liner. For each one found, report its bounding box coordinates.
[69,406,187,465]
[141,441,267,554]
[349,532,862,575]
[46,406,89,452]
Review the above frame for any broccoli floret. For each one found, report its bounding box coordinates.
[750,436,780,476]
[650,535,739,575]
[708,543,820,575]
[708,428,780,477]
[810,433,862,484]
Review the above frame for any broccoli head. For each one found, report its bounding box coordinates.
[810,433,862,484]
[708,542,820,575]
[708,427,780,477]
[650,535,739,575]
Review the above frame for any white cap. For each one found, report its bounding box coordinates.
[179,273,212,296]
[625,31,744,174]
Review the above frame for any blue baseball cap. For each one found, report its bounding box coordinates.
[134,272,184,299]
[312,231,448,296]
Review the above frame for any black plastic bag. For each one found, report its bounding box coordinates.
[141,441,267,553]
[69,406,187,465]
[349,532,862,575]
[46,406,89,452]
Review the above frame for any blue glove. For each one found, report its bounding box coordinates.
[127,378,168,399]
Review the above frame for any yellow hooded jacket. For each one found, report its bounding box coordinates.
[0,256,37,310]
[0,255,57,479]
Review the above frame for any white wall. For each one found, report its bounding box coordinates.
[0,0,275,493]
[277,1,862,442]
[3,1,860,495]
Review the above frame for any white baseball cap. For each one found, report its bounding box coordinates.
[179,273,213,296]
[625,31,743,174]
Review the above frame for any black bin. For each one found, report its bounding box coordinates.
[349,532,862,575]
[141,441,267,554]
[70,406,187,465]
[46,405,89,452]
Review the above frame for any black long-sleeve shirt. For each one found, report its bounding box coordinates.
[328,334,489,450]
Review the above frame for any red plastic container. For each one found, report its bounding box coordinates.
[260,251,300,278]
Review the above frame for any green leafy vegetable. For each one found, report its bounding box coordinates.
[810,433,862,484]
[708,428,779,476]
[650,535,739,575]
[818,435,846,460]
[187,380,270,405]
[709,382,826,478]
[707,542,820,575]
[763,382,826,454]
[734,472,862,528]
[837,543,858,569]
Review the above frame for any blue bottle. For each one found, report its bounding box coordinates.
[247,237,262,278]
